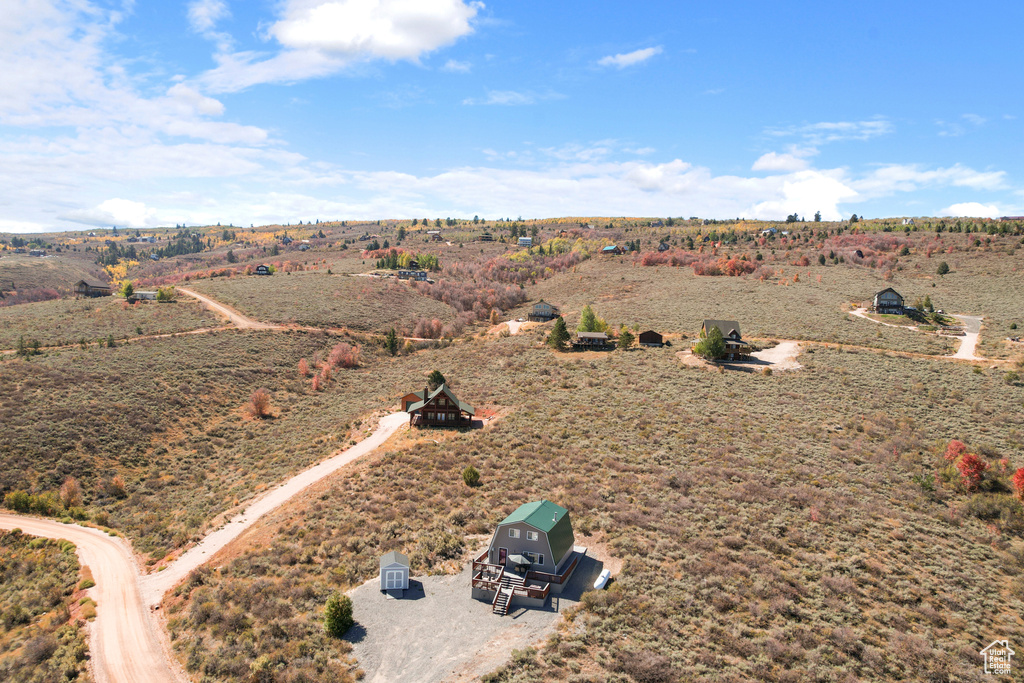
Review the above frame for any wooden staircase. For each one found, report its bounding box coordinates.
[491,574,525,616]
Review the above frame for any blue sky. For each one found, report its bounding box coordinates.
[1,0,1021,232]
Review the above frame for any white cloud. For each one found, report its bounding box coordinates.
[199,0,481,92]
[597,46,662,69]
[188,0,230,33]
[442,58,471,72]
[462,90,547,106]
[752,152,809,172]
[768,119,892,145]
[61,198,160,229]
[852,163,1006,198]
[937,202,1001,218]
[962,113,986,126]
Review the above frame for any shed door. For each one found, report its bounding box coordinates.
[385,570,404,589]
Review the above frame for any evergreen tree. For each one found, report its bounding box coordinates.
[937,261,950,275]
[617,329,635,349]
[427,370,447,390]
[693,325,726,360]
[385,328,399,356]
[323,593,353,638]
[547,316,570,352]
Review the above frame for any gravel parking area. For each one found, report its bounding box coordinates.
[348,553,605,682]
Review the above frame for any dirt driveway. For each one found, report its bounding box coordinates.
[0,515,185,683]
[348,554,606,683]
[950,314,983,360]
[177,287,278,329]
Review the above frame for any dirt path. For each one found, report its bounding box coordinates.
[0,515,185,683]
[0,411,408,681]
[851,307,985,361]
[177,287,279,329]
[751,341,803,370]
[950,314,983,360]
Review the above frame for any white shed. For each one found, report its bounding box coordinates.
[379,551,410,591]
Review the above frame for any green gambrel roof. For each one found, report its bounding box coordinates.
[404,383,475,415]
[500,500,575,564]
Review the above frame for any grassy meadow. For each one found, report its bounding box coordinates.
[0,531,91,682]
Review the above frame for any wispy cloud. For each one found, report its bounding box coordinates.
[442,59,472,73]
[962,113,987,126]
[768,118,892,145]
[937,202,1000,218]
[462,89,561,106]
[597,46,662,69]
[187,0,233,52]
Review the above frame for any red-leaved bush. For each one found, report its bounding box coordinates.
[956,453,988,491]
[945,439,967,462]
[298,358,309,377]
[1013,468,1024,502]
[328,343,360,368]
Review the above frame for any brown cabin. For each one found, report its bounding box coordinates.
[74,280,112,298]
[638,330,663,347]
[700,320,750,360]
[405,383,474,427]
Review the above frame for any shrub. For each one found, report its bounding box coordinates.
[4,490,31,512]
[246,388,272,419]
[298,358,309,377]
[937,261,950,275]
[1014,468,1024,502]
[462,465,481,487]
[323,592,353,638]
[956,453,988,491]
[59,477,82,509]
[945,439,967,462]
[328,343,360,369]
[427,370,447,390]
[617,329,635,349]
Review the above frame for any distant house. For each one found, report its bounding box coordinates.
[700,320,750,360]
[128,291,157,302]
[405,383,475,427]
[478,232,494,242]
[760,228,777,237]
[657,242,670,252]
[255,264,272,276]
[13,248,26,254]
[470,500,583,615]
[74,280,112,298]
[872,287,904,314]
[397,270,428,281]
[427,230,443,242]
[127,237,138,243]
[142,235,156,243]
[518,237,533,248]
[149,253,159,261]
[901,218,915,226]
[281,236,293,245]
[574,331,609,348]
[601,245,623,255]
[380,551,410,592]
[299,244,309,251]
[528,300,559,322]
[638,330,663,347]
[29,249,45,257]
[650,220,663,227]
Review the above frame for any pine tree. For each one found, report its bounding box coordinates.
[548,317,570,352]
[617,329,635,349]
[385,328,399,356]
[324,593,353,638]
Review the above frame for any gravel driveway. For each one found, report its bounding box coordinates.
[348,554,605,682]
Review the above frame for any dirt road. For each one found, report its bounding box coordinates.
[177,287,278,329]
[751,341,803,370]
[950,314,983,360]
[0,515,184,683]
[142,410,409,604]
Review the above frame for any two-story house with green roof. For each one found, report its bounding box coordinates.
[471,500,585,615]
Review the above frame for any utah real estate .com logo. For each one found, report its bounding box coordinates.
[981,640,1014,676]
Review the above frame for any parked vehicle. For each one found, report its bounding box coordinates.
[593,569,611,590]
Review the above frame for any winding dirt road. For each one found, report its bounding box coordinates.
[1,411,408,683]
[851,307,985,361]
[177,287,278,329]
[0,515,184,683]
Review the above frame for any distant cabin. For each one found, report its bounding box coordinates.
[872,288,904,314]
[29,249,45,257]
[427,230,443,241]
[299,244,309,251]
[255,265,272,276]
[518,237,533,248]
[478,232,494,242]
[601,245,623,255]
[901,218,915,226]
[528,300,560,322]
[657,242,670,252]
[380,551,410,592]
[700,320,750,360]
[405,383,475,427]
[760,228,777,236]
[74,280,112,298]
[397,270,428,281]
[638,330,663,347]
[128,291,157,302]
[574,331,609,348]
[281,236,293,245]
[650,220,663,227]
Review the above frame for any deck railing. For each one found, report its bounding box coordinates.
[525,552,580,585]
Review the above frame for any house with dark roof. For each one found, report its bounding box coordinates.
[405,383,475,427]
[573,331,609,348]
[471,500,584,615]
[255,264,272,275]
[638,330,663,347]
[872,287,904,314]
[74,280,112,298]
[528,300,559,322]
[700,320,751,360]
